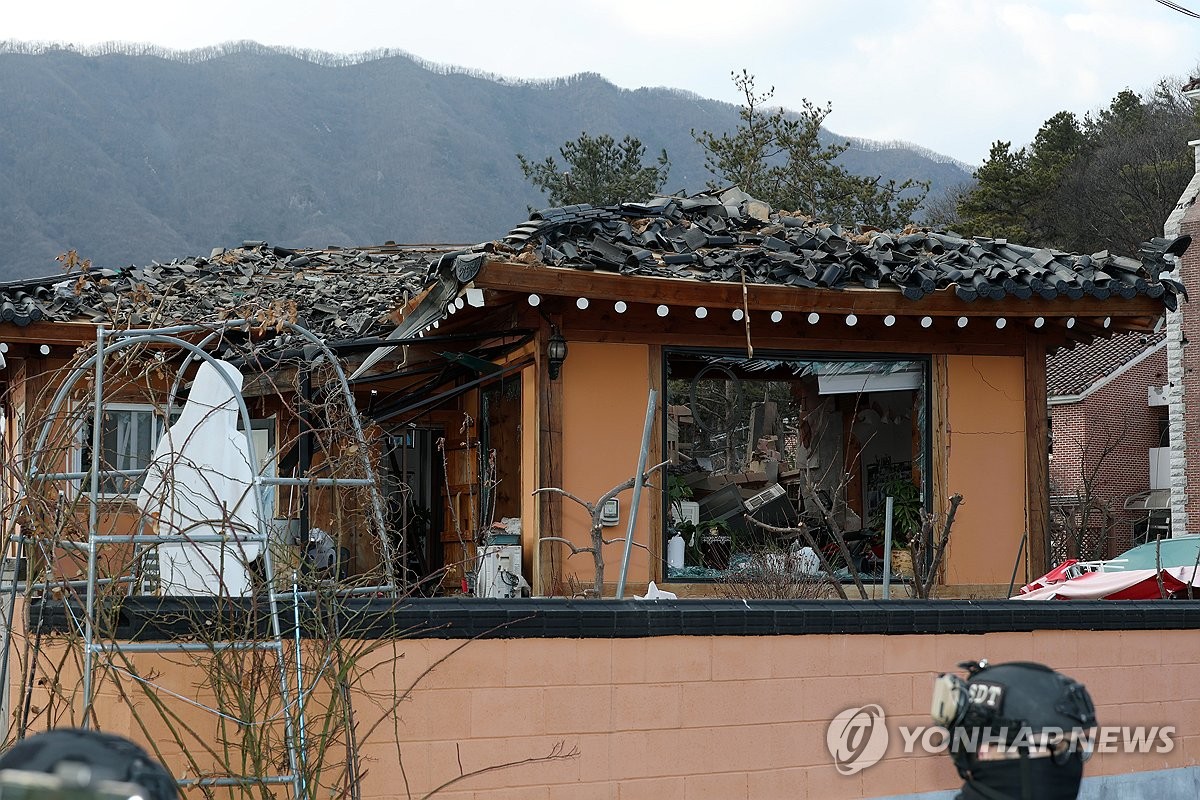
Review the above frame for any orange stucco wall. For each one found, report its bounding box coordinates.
[943,355,1028,587]
[559,343,653,593]
[22,628,1198,799]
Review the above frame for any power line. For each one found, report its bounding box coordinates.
[1155,0,1200,19]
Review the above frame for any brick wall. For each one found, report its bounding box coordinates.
[1050,346,1167,557]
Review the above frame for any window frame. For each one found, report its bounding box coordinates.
[659,346,933,584]
[76,404,275,504]
[76,402,178,500]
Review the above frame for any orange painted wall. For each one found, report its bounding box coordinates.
[19,628,1199,799]
[943,355,1028,587]
[559,343,653,593]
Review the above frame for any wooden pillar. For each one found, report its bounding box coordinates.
[929,355,951,590]
[1025,334,1050,578]
[646,345,663,584]
[536,319,564,595]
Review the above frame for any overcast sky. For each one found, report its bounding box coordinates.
[6,0,1198,165]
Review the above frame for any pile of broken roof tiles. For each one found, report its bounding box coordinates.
[0,243,439,342]
[503,189,1187,310]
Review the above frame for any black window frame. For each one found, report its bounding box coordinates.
[659,346,934,584]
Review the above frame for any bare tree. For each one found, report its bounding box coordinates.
[1,324,576,799]
[535,462,668,597]
[908,494,964,599]
[1050,413,1134,561]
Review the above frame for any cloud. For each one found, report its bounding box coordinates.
[759,0,1196,163]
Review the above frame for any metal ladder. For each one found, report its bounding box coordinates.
[16,321,397,800]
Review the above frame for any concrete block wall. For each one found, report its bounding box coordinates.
[13,628,1200,799]
[350,630,1200,799]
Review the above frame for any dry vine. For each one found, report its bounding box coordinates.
[0,324,573,799]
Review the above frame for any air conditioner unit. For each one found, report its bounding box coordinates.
[476,544,524,599]
[1148,385,1168,407]
[745,483,786,513]
[671,500,700,526]
[744,483,797,530]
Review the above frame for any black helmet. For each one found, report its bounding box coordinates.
[931,660,1096,800]
[0,729,177,800]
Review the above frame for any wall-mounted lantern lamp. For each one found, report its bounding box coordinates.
[547,327,568,380]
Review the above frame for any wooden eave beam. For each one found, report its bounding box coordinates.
[474,261,1166,320]
[388,283,437,325]
[0,321,104,345]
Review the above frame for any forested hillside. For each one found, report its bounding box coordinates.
[0,42,972,279]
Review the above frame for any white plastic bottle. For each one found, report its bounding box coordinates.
[667,533,686,570]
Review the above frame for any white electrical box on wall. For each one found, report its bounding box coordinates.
[601,498,620,526]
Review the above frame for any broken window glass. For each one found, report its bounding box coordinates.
[664,350,929,584]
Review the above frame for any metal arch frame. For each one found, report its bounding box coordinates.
[688,363,743,435]
[26,319,397,589]
[13,319,400,800]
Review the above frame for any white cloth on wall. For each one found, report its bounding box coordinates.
[136,359,262,596]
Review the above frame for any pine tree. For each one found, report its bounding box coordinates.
[692,70,928,228]
[516,133,670,208]
[957,83,1198,253]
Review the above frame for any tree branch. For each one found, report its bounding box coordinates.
[536,536,597,558]
[531,486,594,514]
[919,493,963,598]
[743,515,848,599]
[418,741,580,800]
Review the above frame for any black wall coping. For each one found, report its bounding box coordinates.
[26,597,1200,641]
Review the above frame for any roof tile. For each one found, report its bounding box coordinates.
[497,190,1185,310]
[1047,331,1164,398]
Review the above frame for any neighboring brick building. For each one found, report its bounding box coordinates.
[1048,331,1167,559]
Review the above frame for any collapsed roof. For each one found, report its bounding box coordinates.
[0,190,1188,355]
[0,243,453,345]
[501,187,1188,307]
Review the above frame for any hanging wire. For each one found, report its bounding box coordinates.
[1155,0,1200,19]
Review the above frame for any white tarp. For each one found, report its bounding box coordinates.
[136,359,262,595]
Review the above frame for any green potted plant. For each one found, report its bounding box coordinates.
[870,477,924,575]
[667,474,694,519]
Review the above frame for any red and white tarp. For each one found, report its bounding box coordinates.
[1012,566,1200,600]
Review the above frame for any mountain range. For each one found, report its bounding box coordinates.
[0,41,974,280]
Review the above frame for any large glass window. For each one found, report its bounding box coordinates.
[664,350,929,582]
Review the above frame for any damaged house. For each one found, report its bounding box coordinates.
[0,190,1187,600]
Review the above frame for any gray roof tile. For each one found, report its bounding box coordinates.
[0,244,452,346]
[0,190,1185,351]
[500,190,1187,309]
